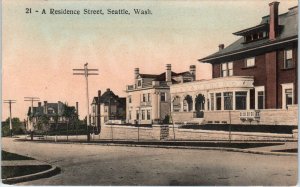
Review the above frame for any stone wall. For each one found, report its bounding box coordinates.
[168,125,295,141]
[175,105,298,126]
[92,123,296,142]
[171,112,195,123]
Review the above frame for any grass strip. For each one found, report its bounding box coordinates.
[2,150,34,160]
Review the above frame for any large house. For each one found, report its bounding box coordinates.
[91,88,126,132]
[170,2,298,126]
[27,101,78,130]
[126,64,196,124]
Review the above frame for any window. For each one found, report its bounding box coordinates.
[160,92,166,102]
[216,93,222,110]
[245,57,255,67]
[257,91,265,109]
[142,94,146,102]
[138,80,142,87]
[147,93,151,102]
[235,91,247,110]
[210,93,214,111]
[142,110,145,120]
[285,89,293,107]
[147,110,151,120]
[128,96,132,103]
[221,62,233,77]
[136,110,139,120]
[224,92,233,110]
[284,49,293,69]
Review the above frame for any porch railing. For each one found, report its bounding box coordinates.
[239,110,260,122]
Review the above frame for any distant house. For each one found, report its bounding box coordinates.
[126,64,196,124]
[27,101,77,129]
[91,89,126,131]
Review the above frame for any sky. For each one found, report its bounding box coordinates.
[2,0,298,120]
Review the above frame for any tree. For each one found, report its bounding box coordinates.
[1,117,25,136]
[62,103,77,141]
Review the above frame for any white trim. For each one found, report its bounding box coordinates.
[255,86,265,110]
[281,83,294,109]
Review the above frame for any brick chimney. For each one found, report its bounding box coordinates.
[218,44,224,51]
[76,102,79,115]
[134,68,139,80]
[269,1,280,40]
[44,101,48,114]
[166,64,172,83]
[189,65,196,81]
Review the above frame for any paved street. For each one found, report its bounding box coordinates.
[2,138,297,186]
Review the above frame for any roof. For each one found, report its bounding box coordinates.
[139,71,191,82]
[92,89,124,105]
[200,6,298,63]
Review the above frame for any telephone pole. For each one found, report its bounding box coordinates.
[3,100,16,137]
[73,63,98,142]
[24,97,40,140]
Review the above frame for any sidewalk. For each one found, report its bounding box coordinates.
[16,135,298,156]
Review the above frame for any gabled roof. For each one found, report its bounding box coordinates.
[199,6,298,63]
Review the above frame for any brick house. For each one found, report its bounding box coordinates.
[91,89,126,132]
[126,64,196,124]
[170,2,297,126]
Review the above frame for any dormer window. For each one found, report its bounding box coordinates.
[138,80,142,87]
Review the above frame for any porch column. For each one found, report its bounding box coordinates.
[232,92,236,110]
[221,92,224,110]
[247,90,250,110]
[181,97,184,112]
[157,92,160,119]
[192,95,196,112]
[204,92,208,111]
[170,95,174,112]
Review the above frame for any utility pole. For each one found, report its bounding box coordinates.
[24,97,40,141]
[3,100,16,137]
[73,63,98,142]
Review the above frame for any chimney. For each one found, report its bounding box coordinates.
[76,102,79,115]
[218,44,224,51]
[166,64,172,83]
[134,68,139,80]
[98,90,101,98]
[38,102,41,107]
[269,1,280,40]
[190,65,196,81]
[44,101,48,114]
[106,88,110,92]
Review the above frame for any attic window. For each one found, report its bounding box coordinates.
[138,80,142,87]
[244,32,268,43]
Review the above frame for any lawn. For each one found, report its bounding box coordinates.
[2,150,34,160]
[1,150,53,181]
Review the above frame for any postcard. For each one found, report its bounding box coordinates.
[2,0,298,186]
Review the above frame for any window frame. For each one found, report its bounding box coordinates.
[245,57,255,68]
[284,49,293,69]
[220,62,233,77]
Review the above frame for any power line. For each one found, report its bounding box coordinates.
[3,99,16,137]
[73,63,99,142]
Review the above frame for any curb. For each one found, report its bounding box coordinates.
[17,139,297,156]
[94,143,298,156]
[2,165,61,184]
